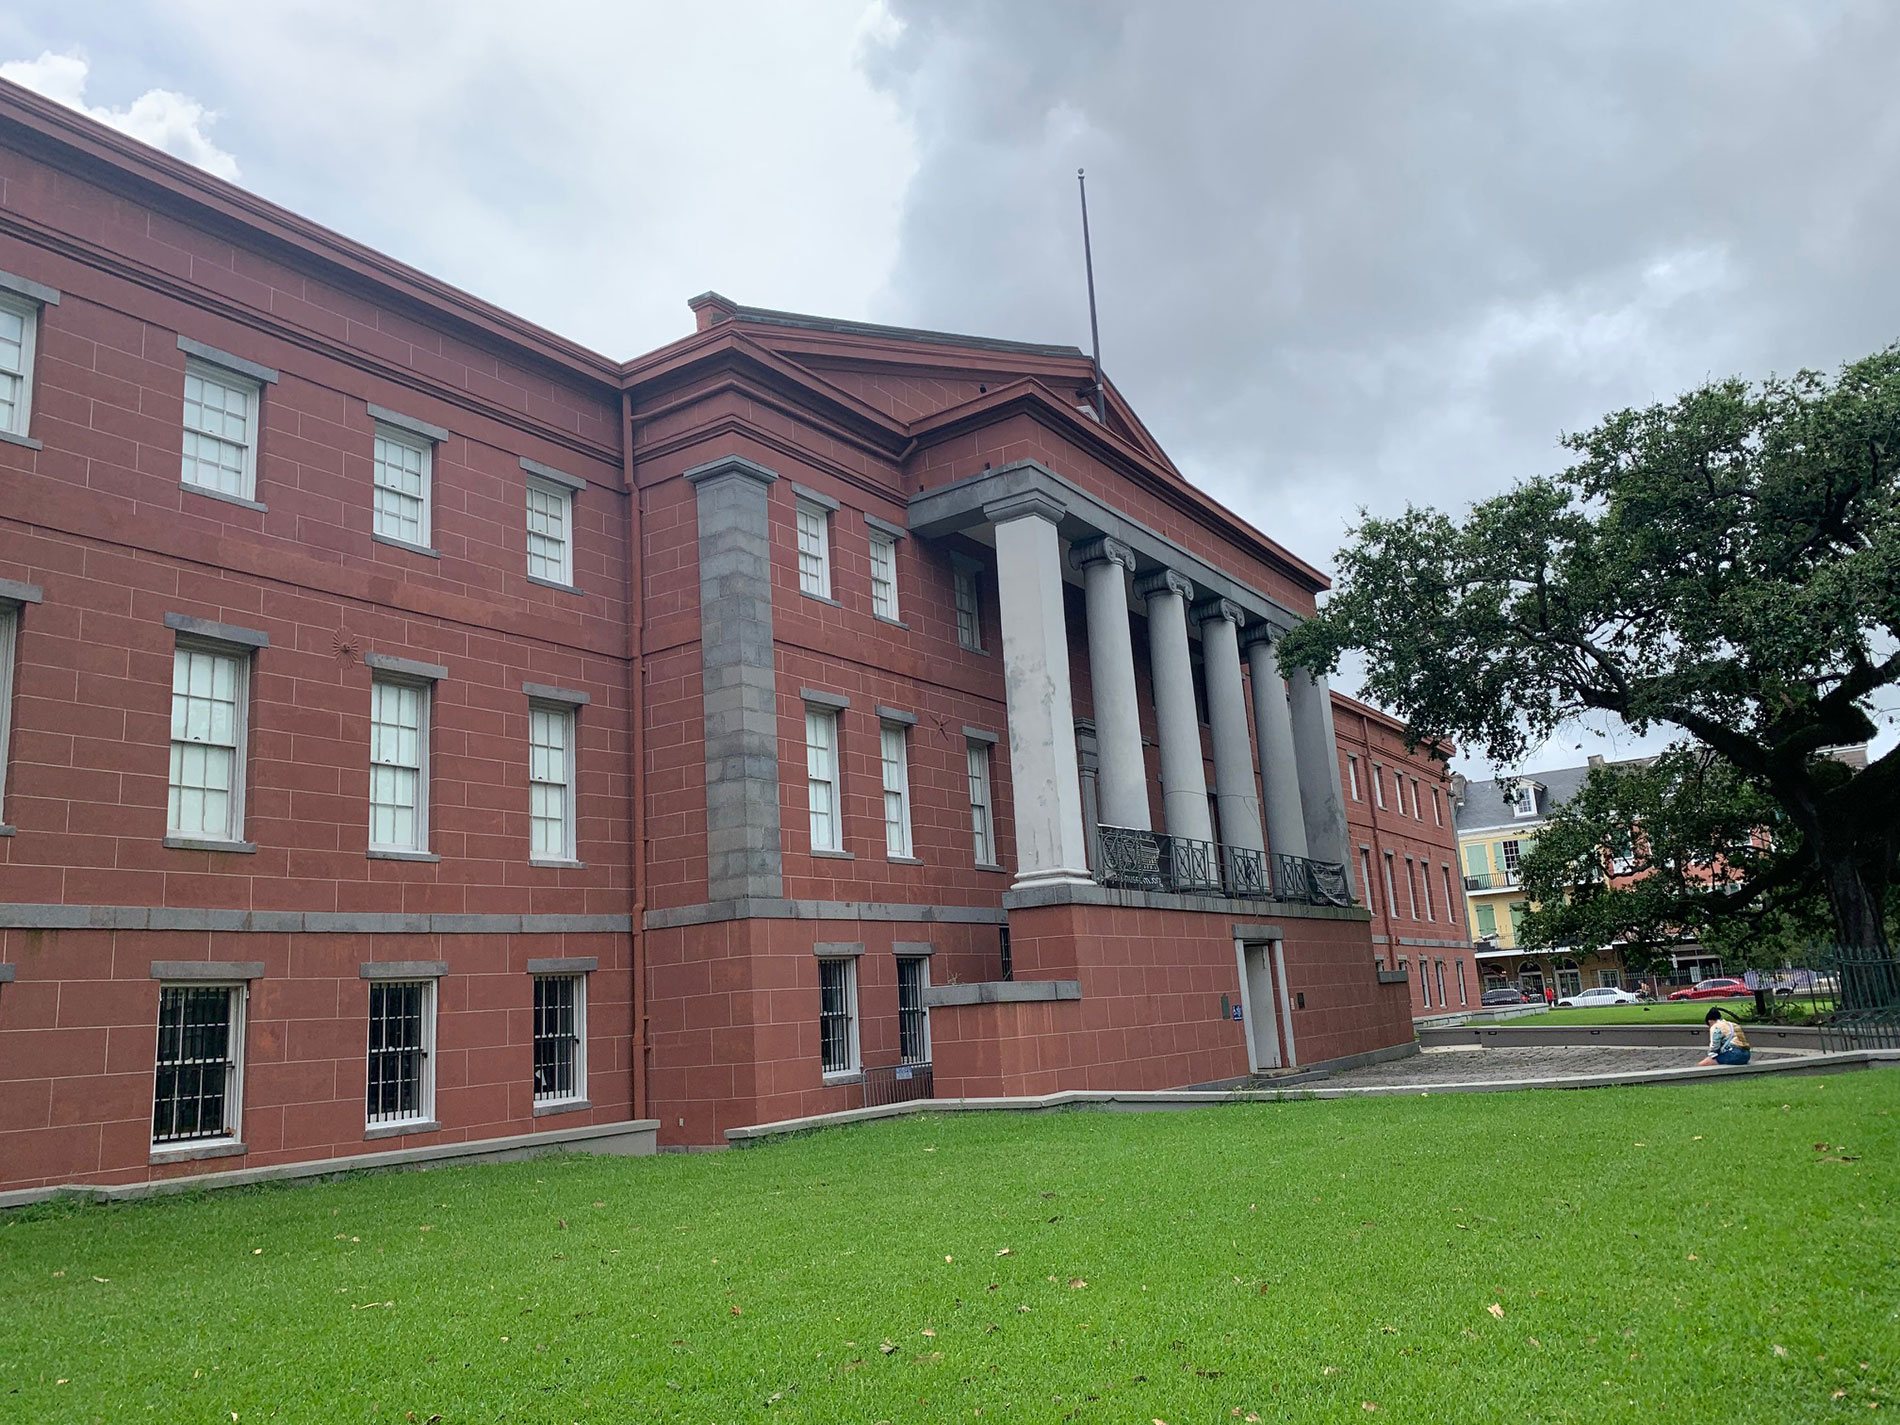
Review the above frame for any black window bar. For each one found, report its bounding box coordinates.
[532,974,581,1103]
[152,986,236,1144]
[367,981,428,1124]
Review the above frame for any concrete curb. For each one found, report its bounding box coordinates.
[0,1118,661,1210]
[1419,1023,1832,1051]
[726,1051,1900,1145]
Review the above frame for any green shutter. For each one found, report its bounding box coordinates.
[1476,904,1497,936]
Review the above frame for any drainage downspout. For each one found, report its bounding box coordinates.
[621,387,649,1121]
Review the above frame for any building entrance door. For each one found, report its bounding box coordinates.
[1239,941,1287,1072]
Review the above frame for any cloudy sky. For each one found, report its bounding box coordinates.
[5,0,1897,772]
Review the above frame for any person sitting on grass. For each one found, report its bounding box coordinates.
[1698,1008,1751,1067]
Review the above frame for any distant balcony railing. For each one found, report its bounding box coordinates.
[1463,870,1521,891]
[1095,826,1349,906]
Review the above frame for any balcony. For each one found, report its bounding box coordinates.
[1463,870,1521,891]
[1095,826,1350,907]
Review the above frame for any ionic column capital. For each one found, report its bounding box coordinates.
[983,491,1067,526]
[1068,535,1136,575]
[1242,620,1293,649]
[1133,567,1194,603]
[1192,596,1245,629]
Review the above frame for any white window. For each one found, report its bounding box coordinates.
[1597,969,1622,989]
[1421,861,1434,921]
[1405,858,1419,919]
[897,955,930,1065]
[0,605,15,818]
[525,476,574,586]
[532,973,586,1105]
[869,530,899,620]
[1501,838,1523,875]
[881,721,913,858]
[967,739,995,865]
[1420,956,1431,1008]
[818,956,859,1077]
[1393,769,1406,814]
[0,293,39,439]
[954,565,982,651]
[1457,959,1469,1006]
[806,706,841,851]
[1509,780,1540,818]
[152,983,245,1146]
[366,979,434,1128]
[1442,865,1459,926]
[168,643,249,843]
[796,500,831,598]
[1410,777,1422,819]
[1432,786,1444,826]
[1347,755,1361,801]
[373,424,432,548]
[1382,852,1398,914]
[1360,847,1374,911]
[180,359,260,500]
[1372,765,1386,809]
[528,702,577,862]
[369,678,429,854]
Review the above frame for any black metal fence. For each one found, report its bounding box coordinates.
[1095,824,1351,906]
[862,1061,934,1108]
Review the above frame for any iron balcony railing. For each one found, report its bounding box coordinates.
[1095,825,1350,906]
[1463,870,1521,891]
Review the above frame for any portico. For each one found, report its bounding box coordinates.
[910,460,1355,910]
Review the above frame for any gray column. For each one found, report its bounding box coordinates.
[1134,568,1212,843]
[1069,536,1148,831]
[1287,666,1354,891]
[1194,598,1262,853]
[1244,628,1308,861]
[986,492,1092,888]
[686,455,784,901]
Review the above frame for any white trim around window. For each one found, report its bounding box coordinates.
[532,971,588,1108]
[0,603,16,820]
[0,290,41,442]
[1347,754,1361,801]
[372,422,434,549]
[868,529,900,620]
[897,953,930,1066]
[880,720,913,858]
[806,704,843,852]
[151,981,246,1150]
[796,499,832,598]
[966,737,996,866]
[167,641,251,847]
[818,955,860,1079]
[365,977,436,1131]
[953,562,983,652]
[528,700,578,864]
[180,358,262,502]
[368,676,430,855]
[525,474,575,588]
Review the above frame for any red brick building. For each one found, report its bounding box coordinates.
[0,80,1417,1196]
[1332,699,1471,1017]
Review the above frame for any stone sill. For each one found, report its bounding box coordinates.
[150,1138,246,1165]
[368,848,440,862]
[530,858,586,870]
[180,481,266,513]
[887,855,924,866]
[526,574,582,596]
[364,1118,440,1141]
[801,591,843,608]
[532,1097,593,1118]
[811,848,855,861]
[0,429,43,451]
[1376,969,1410,985]
[821,1071,863,1088]
[926,979,1081,1007]
[372,533,440,559]
[163,835,258,854]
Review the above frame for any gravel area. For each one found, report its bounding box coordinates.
[1320,1044,1805,1087]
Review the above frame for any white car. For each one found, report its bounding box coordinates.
[1556,986,1644,1008]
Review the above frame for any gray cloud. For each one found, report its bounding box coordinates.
[861,0,1900,768]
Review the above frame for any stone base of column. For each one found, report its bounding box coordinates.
[1011,867,1096,893]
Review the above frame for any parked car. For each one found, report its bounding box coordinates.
[1555,986,1645,1008]
[1480,987,1531,1006]
[1667,977,1753,1001]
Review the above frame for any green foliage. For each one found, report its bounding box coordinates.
[1281,347,1900,952]
[1,1082,1894,1421]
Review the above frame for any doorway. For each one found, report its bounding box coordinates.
[1237,940,1292,1072]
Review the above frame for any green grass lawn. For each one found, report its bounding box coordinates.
[1535,1000,1833,1026]
[2,1073,1893,1423]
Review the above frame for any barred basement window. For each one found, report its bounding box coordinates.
[869,529,899,620]
[152,984,244,1144]
[818,956,858,1077]
[366,980,434,1127]
[180,358,260,500]
[897,955,930,1065]
[373,423,433,547]
[532,974,586,1104]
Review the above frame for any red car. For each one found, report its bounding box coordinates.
[1667,977,1752,1001]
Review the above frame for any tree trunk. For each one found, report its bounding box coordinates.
[1821,852,1893,1011]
